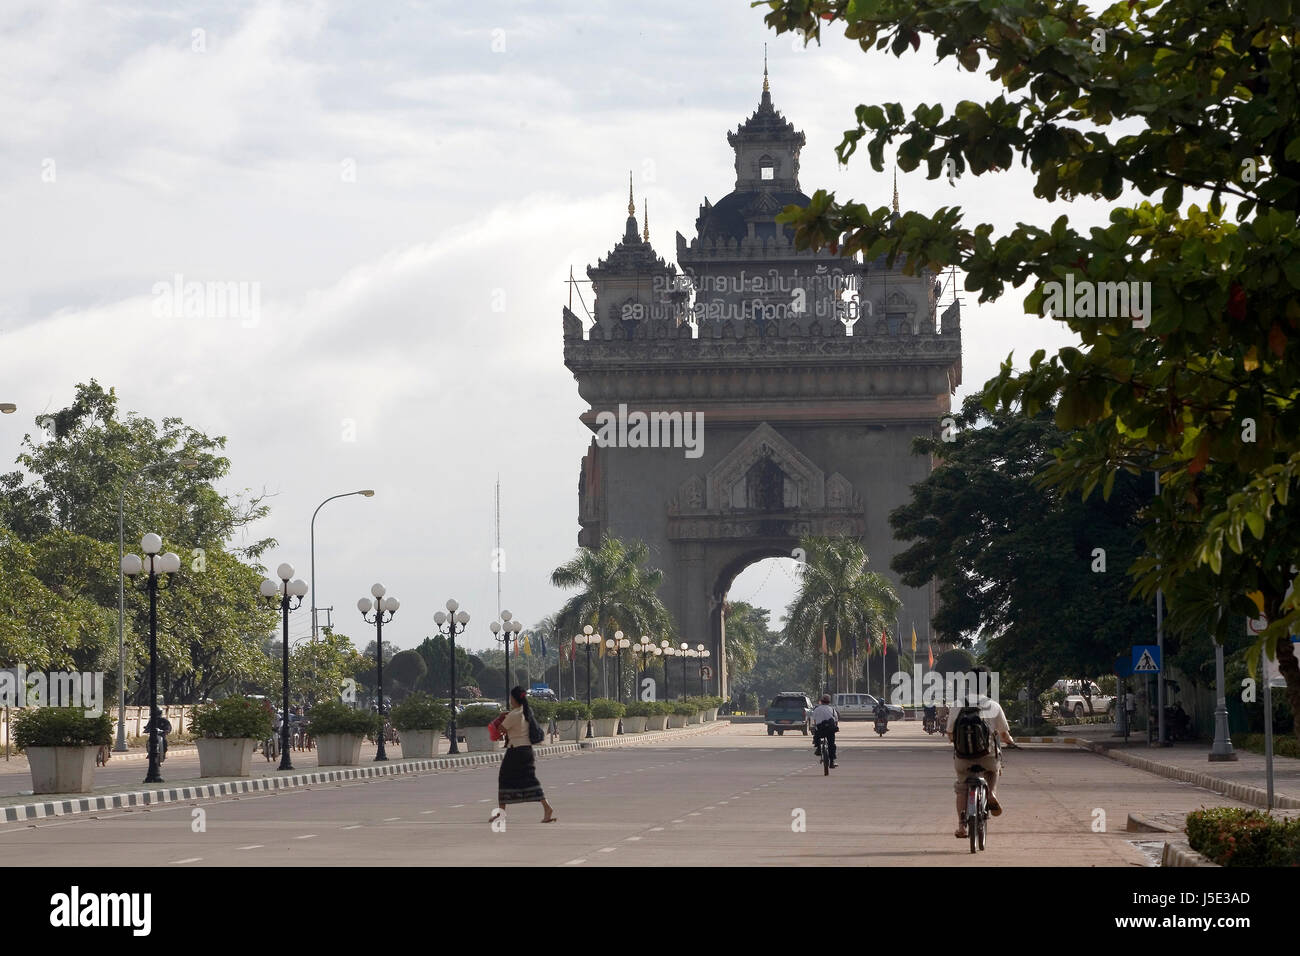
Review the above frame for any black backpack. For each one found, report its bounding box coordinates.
[952,705,991,758]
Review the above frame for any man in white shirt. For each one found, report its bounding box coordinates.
[946,674,1015,839]
[809,695,839,768]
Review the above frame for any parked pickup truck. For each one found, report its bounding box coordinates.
[765,693,811,736]
[1053,680,1116,719]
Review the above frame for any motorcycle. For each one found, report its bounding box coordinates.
[922,710,938,734]
[873,708,889,737]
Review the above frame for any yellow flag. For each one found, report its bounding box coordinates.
[834,626,842,654]
[827,658,834,676]
[911,626,917,653]
[521,633,531,655]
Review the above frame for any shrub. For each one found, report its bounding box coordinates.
[649,700,674,715]
[672,701,697,716]
[14,708,112,749]
[389,693,451,733]
[624,701,653,717]
[1186,807,1300,866]
[528,700,557,722]
[457,705,502,727]
[1234,733,1300,760]
[555,700,591,721]
[192,697,273,740]
[306,700,382,737]
[591,698,626,719]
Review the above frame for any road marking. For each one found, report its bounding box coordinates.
[566,782,575,786]
[564,859,586,865]
[478,799,491,803]
[420,810,436,814]
[295,834,317,840]
[689,812,701,816]
[625,836,642,841]
[650,826,664,832]
[599,847,617,853]
[383,816,400,821]
[450,804,465,808]
[169,857,202,864]
[238,845,263,850]
[671,819,685,824]
[719,801,729,804]
[342,825,363,830]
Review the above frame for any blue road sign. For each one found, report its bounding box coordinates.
[1132,645,1161,674]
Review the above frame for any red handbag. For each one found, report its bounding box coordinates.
[488,714,505,741]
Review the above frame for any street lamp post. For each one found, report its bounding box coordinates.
[604,630,631,703]
[697,645,710,695]
[680,643,692,696]
[115,457,197,752]
[120,534,181,783]
[660,640,676,699]
[490,611,523,698]
[633,636,656,699]
[359,583,399,761]
[260,563,308,771]
[577,625,599,737]
[433,600,471,753]
[310,490,375,641]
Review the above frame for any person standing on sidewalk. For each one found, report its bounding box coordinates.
[491,686,557,824]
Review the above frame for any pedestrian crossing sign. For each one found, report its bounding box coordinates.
[1132,645,1161,673]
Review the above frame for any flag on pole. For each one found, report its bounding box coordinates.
[834,626,842,654]
[598,635,605,657]
[538,633,547,657]
[911,626,917,653]
[881,629,888,653]
[827,658,834,676]
[820,625,827,654]
[927,637,934,669]
[521,634,531,655]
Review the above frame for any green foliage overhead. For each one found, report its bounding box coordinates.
[551,535,674,644]
[388,693,451,733]
[14,708,112,749]
[191,696,273,740]
[755,0,1300,731]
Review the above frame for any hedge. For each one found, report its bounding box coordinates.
[1186,807,1300,866]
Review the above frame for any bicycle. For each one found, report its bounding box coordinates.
[813,719,837,775]
[963,739,1014,853]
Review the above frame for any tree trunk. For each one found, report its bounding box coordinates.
[1275,636,1300,743]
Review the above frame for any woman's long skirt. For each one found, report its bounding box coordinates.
[498,745,546,804]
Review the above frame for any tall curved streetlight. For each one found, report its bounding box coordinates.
[359,583,399,761]
[433,600,470,753]
[121,534,181,783]
[261,563,308,771]
[115,457,198,752]
[575,626,600,737]
[310,490,375,640]
[660,640,676,699]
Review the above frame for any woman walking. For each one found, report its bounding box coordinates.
[492,686,557,824]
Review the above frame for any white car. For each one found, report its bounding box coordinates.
[1053,680,1115,718]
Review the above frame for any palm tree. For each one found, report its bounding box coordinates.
[550,536,674,699]
[784,536,901,692]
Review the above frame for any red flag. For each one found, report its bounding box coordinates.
[927,638,934,669]
[881,629,888,653]
[568,639,575,661]
[820,625,827,654]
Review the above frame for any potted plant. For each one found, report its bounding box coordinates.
[590,698,625,736]
[390,693,451,759]
[553,700,590,741]
[192,696,272,777]
[622,701,651,733]
[457,705,503,752]
[645,700,671,731]
[668,701,694,728]
[15,708,112,793]
[684,697,705,724]
[310,700,382,766]
[702,695,721,722]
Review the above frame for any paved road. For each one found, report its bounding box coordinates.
[0,721,1252,866]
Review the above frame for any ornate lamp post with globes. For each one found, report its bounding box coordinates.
[605,630,631,704]
[260,563,308,771]
[490,610,523,699]
[358,583,399,761]
[575,625,599,737]
[120,533,181,784]
[433,600,470,753]
[660,640,676,699]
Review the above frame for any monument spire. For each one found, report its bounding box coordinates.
[643,199,649,241]
[628,170,636,216]
[892,167,899,215]
[763,43,769,93]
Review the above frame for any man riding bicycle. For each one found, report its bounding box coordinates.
[946,670,1015,840]
[810,694,839,768]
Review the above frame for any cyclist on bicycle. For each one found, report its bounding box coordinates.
[946,671,1014,839]
[810,694,839,768]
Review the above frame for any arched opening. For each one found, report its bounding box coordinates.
[711,551,807,708]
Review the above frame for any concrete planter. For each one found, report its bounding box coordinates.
[623,716,648,734]
[554,720,584,741]
[461,727,499,752]
[316,733,365,766]
[688,712,703,725]
[592,717,619,737]
[704,708,719,722]
[196,738,257,777]
[667,714,688,729]
[27,746,97,793]
[646,715,670,731]
[399,729,443,759]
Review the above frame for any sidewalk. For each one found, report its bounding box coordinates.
[0,721,731,823]
[1064,721,1300,810]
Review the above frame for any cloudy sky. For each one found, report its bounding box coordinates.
[1,0,1095,655]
